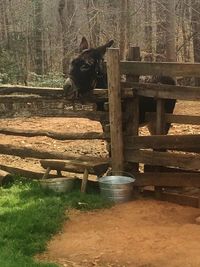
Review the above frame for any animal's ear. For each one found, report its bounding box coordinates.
[96,40,114,56]
[79,37,89,52]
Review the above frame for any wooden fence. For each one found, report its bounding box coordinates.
[0,47,200,207]
[0,81,112,183]
[106,47,200,208]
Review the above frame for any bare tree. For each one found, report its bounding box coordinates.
[84,0,100,47]
[34,0,44,75]
[166,0,176,62]
[120,0,131,60]
[58,0,76,76]
[144,0,153,61]
[156,1,168,62]
[191,0,200,84]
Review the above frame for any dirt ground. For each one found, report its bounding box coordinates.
[0,100,200,267]
[37,200,200,267]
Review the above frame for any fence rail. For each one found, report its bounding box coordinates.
[121,61,200,77]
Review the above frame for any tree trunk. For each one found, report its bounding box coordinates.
[191,0,200,85]
[120,0,128,60]
[34,0,43,75]
[156,1,167,62]
[85,0,100,47]
[166,0,176,62]
[144,0,153,61]
[58,0,76,76]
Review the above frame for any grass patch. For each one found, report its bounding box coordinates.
[0,177,112,266]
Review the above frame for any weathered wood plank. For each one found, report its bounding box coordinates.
[160,192,199,208]
[0,93,103,102]
[156,99,166,135]
[123,47,140,173]
[125,149,200,171]
[125,47,140,136]
[0,127,108,140]
[93,88,134,98]
[107,48,124,171]
[0,163,57,179]
[40,159,109,176]
[81,169,89,193]
[155,99,166,197]
[0,143,109,162]
[0,85,63,96]
[144,164,200,173]
[146,113,200,125]
[133,172,200,187]
[128,82,200,100]
[0,84,134,99]
[143,189,199,208]
[94,82,200,101]
[120,61,200,77]
[0,106,108,121]
[125,135,200,151]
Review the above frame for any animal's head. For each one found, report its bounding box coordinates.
[63,37,114,98]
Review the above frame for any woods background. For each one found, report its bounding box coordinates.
[0,0,199,86]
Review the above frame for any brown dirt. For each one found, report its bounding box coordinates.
[37,200,200,267]
[0,100,200,267]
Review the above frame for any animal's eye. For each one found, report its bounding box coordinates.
[80,64,91,72]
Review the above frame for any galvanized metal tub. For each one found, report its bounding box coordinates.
[99,175,135,203]
[40,177,75,193]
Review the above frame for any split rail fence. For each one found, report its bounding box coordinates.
[0,47,200,207]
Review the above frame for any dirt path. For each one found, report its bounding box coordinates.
[37,200,200,267]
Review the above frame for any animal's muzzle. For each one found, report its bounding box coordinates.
[63,78,79,99]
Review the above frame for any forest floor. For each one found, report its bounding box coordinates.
[1,100,200,267]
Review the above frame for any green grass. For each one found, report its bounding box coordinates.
[0,178,112,267]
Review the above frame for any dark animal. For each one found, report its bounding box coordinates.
[64,37,176,134]
[64,37,113,99]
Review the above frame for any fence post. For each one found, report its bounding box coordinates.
[107,48,124,172]
[126,47,140,136]
[155,98,166,198]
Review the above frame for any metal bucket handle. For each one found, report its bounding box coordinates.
[106,170,135,179]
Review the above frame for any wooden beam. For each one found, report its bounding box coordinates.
[0,84,63,96]
[0,107,108,121]
[160,192,199,208]
[0,164,57,179]
[154,98,166,197]
[125,135,200,151]
[93,88,134,98]
[143,189,199,208]
[133,172,200,187]
[0,84,134,102]
[0,143,110,163]
[107,48,124,171]
[144,164,200,173]
[125,47,140,136]
[146,113,200,125]
[81,169,89,193]
[0,127,108,140]
[40,159,109,176]
[0,93,105,104]
[120,61,200,77]
[127,82,200,101]
[125,149,200,171]
[124,47,141,173]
